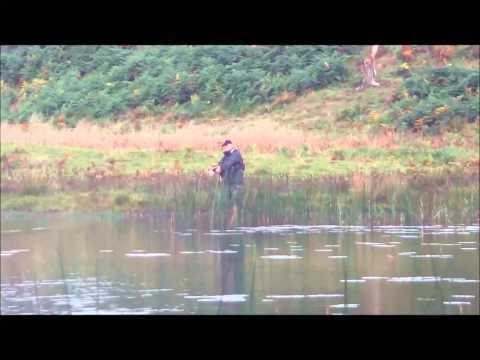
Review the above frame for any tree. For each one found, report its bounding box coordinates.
[355,45,380,91]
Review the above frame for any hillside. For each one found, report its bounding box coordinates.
[1,45,478,133]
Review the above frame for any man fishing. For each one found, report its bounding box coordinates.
[209,140,245,227]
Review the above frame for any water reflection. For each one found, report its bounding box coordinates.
[1,174,479,315]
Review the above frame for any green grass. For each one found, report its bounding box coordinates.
[1,143,217,175]
[1,193,74,212]
[2,142,476,181]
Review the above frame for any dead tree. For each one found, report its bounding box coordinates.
[355,45,380,91]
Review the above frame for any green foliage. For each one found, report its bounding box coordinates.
[431,147,471,164]
[389,66,479,131]
[0,85,17,121]
[114,193,130,206]
[277,146,294,158]
[1,45,349,123]
[336,104,368,122]
[298,144,310,157]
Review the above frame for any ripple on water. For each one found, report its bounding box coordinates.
[138,289,173,293]
[204,232,243,236]
[265,294,344,299]
[1,249,30,257]
[125,253,171,257]
[329,304,360,309]
[388,276,442,283]
[443,301,471,306]
[442,278,479,283]
[410,254,454,259]
[260,255,302,260]
[1,229,23,234]
[207,250,238,254]
[184,294,248,303]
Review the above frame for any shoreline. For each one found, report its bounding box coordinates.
[1,165,478,213]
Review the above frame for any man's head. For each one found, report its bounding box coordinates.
[221,139,234,153]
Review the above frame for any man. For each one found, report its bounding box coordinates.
[210,140,245,227]
[212,140,245,186]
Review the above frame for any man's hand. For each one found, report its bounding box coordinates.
[207,165,220,176]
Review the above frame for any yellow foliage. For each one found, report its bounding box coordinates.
[18,78,48,96]
[190,94,200,104]
[133,89,140,97]
[368,111,382,122]
[31,78,48,89]
[434,105,449,115]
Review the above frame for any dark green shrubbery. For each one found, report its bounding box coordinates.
[389,66,479,132]
[1,45,349,124]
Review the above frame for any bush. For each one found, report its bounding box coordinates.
[336,104,368,122]
[389,66,479,131]
[114,193,130,206]
[431,147,470,164]
[1,45,350,123]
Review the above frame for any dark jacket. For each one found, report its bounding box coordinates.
[218,149,245,186]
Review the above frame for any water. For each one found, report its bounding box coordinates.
[1,174,479,315]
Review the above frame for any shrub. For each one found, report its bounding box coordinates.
[114,193,130,206]
[1,45,350,123]
[390,66,479,131]
[336,104,368,122]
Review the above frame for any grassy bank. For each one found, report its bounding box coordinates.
[2,139,478,179]
[1,136,479,213]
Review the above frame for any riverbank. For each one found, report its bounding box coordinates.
[1,150,479,214]
[1,172,479,228]
[1,81,479,213]
[2,121,479,214]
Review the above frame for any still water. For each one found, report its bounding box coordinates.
[1,175,479,315]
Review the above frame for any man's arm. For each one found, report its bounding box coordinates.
[212,156,226,174]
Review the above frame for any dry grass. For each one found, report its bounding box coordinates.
[1,117,477,155]
[2,80,478,155]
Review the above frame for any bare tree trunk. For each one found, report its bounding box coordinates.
[355,45,380,91]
